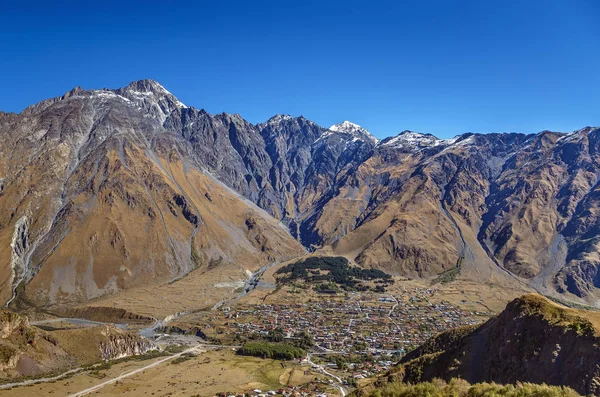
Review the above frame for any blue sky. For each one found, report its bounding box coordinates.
[1,0,598,139]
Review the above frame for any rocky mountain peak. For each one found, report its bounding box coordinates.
[328,121,379,144]
[265,114,292,125]
[329,120,361,131]
[123,78,164,91]
[557,126,600,142]
[380,130,442,149]
[114,79,188,123]
[62,86,84,99]
[121,79,184,102]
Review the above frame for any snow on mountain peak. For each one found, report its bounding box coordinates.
[382,130,442,148]
[327,121,379,144]
[265,114,292,125]
[120,79,188,110]
[110,80,188,124]
[379,130,479,153]
[90,90,131,103]
[329,120,362,133]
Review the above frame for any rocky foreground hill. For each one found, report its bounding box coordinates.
[0,309,155,378]
[1,80,600,307]
[366,294,600,396]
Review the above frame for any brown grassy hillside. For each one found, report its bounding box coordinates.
[377,294,600,395]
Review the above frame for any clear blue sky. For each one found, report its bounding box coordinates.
[1,0,598,139]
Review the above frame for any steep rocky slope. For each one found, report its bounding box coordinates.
[0,81,304,307]
[384,294,600,395]
[1,79,600,307]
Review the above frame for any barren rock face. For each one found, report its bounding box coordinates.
[1,79,600,307]
[98,325,157,360]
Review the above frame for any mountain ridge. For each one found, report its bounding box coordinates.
[1,79,600,308]
[14,78,578,144]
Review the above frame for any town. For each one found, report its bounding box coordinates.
[200,286,491,388]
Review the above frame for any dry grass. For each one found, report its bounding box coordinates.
[362,378,580,397]
[1,349,316,397]
[514,294,600,335]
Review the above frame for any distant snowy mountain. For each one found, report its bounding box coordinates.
[327,121,379,144]
[378,130,478,152]
[380,130,442,149]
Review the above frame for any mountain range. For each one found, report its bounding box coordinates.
[1,79,599,308]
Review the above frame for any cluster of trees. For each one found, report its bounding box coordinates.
[266,328,314,350]
[237,342,306,360]
[316,282,340,292]
[235,328,314,350]
[293,330,314,350]
[275,256,394,292]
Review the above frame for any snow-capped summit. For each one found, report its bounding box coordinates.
[379,131,480,152]
[329,120,363,134]
[381,130,443,150]
[328,121,379,144]
[114,79,188,123]
[121,79,187,107]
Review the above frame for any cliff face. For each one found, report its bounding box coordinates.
[98,325,157,360]
[0,310,28,339]
[393,294,600,395]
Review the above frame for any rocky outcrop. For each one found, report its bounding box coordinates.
[98,325,157,360]
[0,347,19,371]
[0,310,28,339]
[0,309,161,377]
[394,294,600,396]
[0,311,25,371]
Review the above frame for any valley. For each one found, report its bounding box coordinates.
[0,255,528,396]
[0,80,598,396]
